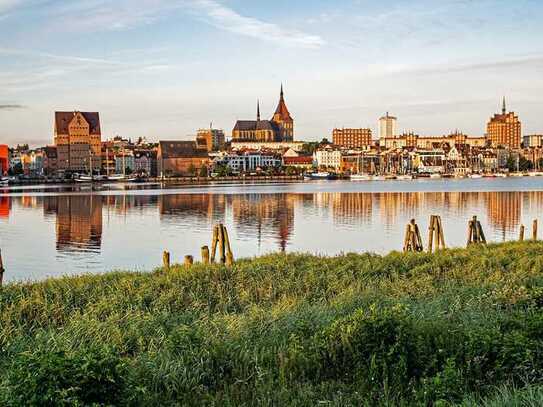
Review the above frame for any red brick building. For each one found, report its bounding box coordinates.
[157,141,209,177]
[332,128,372,148]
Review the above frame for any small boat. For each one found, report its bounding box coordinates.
[429,173,442,179]
[495,173,507,178]
[0,179,9,186]
[469,174,483,179]
[350,174,372,181]
[107,174,128,181]
[385,175,397,180]
[396,175,413,180]
[307,172,337,180]
[372,175,386,181]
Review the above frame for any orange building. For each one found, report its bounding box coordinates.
[157,141,209,177]
[332,128,372,148]
[486,98,521,149]
[0,144,8,175]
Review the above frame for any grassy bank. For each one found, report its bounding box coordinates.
[1,242,543,406]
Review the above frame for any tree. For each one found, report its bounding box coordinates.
[187,164,197,176]
[199,166,208,178]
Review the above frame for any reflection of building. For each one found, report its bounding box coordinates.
[159,194,226,225]
[329,193,373,224]
[486,98,521,149]
[0,196,10,218]
[232,85,294,142]
[0,144,8,175]
[44,195,102,252]
[55,111,102,173]
[485,192,521,235]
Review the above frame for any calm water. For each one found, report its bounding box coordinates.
[1,177,543,283]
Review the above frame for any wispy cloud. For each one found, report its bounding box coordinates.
[191,0,325,49]
[0,104,25,110]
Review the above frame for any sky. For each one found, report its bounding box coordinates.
[0,0,543,146]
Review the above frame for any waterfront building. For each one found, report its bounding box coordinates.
[214,151,282,173]
[115,152,135,174]
[43,146,58,176]
[283,156,314,170]
[54,111,102,173]
[523,134,543,148]
[134,150,157,176]
[314,147,342,170]
[157,141,209,177]
[196,128,226,152]
[231,140,305,152]
[379,113,397,145]
[232,85,294,142]
[332,128,372,149]
[0,144,8,175]
[486,98,521,149]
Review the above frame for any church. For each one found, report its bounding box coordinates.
[232,85,294,142]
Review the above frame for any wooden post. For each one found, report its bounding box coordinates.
[437,216,446,248]
[428,215,446,253]
[403,223,411,252]
[218,223,226,264]
[163,251,170,270]
[533,219,539,241]
[467,216,486,246]
[210,225,219,263]
[428,215,435,253]
[201,246,210,264]
[184,255,194,267]
[221,225,235,266]
[519,225,525,242]
[404,219,423,252]
[0,249,4,287]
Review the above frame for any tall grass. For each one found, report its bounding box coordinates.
[1,242,543,405]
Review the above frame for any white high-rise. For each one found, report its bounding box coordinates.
[379,112,397,145]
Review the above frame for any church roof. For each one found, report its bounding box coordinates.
[273,85,292,121]
[233,120,277,132]
[159,141,208,159]
[55,111,101,135]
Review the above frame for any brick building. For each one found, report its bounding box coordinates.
[486,98,521,149]
[332,128,372,148]
[158,141,209,177]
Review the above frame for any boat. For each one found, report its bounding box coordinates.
[107,174,128,181]
[469,174,483,179]
[0,179,9,186]
[76,175,94,182]
[396,175,413,180]
[372,175,386,181]
[350,174,372,181]
[385,175,397,180]
[495,173,507,178]
[429,173,442,179]
[307,172,336,180]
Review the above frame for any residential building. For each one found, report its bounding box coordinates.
[486,98,521,149]
[43,146,58,176]
[283,156,314,169]
[54,111,102,173]
[231,141,305,151]
[214,151,282,172]
[0,145,8,175]
[196,128,225,152]
[157,141,209,177]
[115,152,135,174]
[134,150,157,176]
[314,148,342,170]
[232,85,294,142]
[332,128,372,148]
[379,112,397,145]
[523,134,543,148]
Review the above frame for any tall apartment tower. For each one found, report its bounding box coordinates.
[379,112,397,145]
[486,98,521,149]
[54,111,102,173]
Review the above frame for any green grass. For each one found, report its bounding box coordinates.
[2,242,543,405]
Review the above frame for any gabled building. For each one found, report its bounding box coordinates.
[157,141,209,177]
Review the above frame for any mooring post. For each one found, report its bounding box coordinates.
[163,251,170,270]
[0,249,4,287]
[428,215,435,253]
[222,225,234,267]
[218,223,226,264]
[533,219,539,241]
[201,246,210,264]
[210,225,219,263]
[519,225,525,242]
[184,255,194,268]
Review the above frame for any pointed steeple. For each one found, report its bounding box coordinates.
[273,83,292,120]
[502,96,507,115]
[257,99,261,121]
[280,83,284,98]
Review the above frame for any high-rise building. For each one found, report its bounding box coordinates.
[196,128,226,152]
[486,98,521,149]
[233,85,294,142]
[379,112,397,144]
[54,111,102,173]
[332,128,372,148]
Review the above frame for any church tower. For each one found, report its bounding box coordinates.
[271,84,294,141]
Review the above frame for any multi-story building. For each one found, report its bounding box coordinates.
[0,145,8,175]
[486,99,521,149]
[214,151,282,173]
[332,128,372,149]
[196,128,225,152]
[43,146,58,176]
[54,111,102,173]
[523,134,543,148]
[134,150,157,176]
[232,85,294,142]
[115,152,135,174]
[314,148,342,170]
[157,141,209,177]
[379,112,397,145]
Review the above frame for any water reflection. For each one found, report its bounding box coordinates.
[1,188,543,282]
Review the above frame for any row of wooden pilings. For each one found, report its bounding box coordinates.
[161,224,235,271]
[404,216,539,253]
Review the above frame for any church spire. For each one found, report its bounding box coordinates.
[280,83,284,99]
[502,96,507,115]
[257,99,261,121]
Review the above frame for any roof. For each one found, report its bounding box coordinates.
[273,87,292,121]
[284,156,313,165]
[159,141,208,159]
[55,111,101,135]
[233,120,277,132]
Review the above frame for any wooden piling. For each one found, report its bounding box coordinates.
[201,246,210,264]
[210,225,219,263]
[519,225,525,242]
[403,219,423,252]
[163,251,171,270]
[467,216,486,246]
[533,219,539,241]
[428,215,446,253]
[184,255,194,267]
[218,223,226,264]
[222,225,234,266]
[0,249,4,287]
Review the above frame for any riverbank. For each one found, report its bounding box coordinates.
[1,242,543,405]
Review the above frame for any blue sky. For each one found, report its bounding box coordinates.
[1,0,543,146]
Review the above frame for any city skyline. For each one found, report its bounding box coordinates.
[1,0,543,146]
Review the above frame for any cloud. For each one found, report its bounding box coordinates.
[191,0,325,49]
[0,104,25,110]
